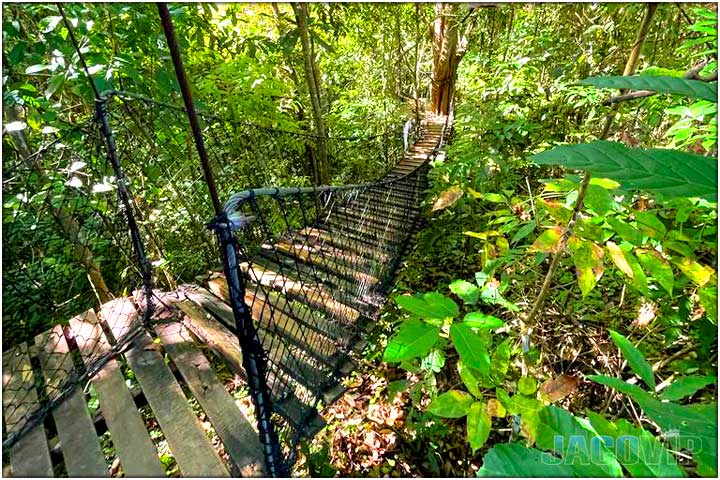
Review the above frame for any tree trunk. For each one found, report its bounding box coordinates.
[601,2,658,137]
[3,105,113,305]
[292,2,329,185]
[623,3,658,76]
[431,3,460,115]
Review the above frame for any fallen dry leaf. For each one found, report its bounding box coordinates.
[539,374,580,403]
[432,186,464,212]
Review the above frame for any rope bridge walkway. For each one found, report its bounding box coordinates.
[2,91,449,476]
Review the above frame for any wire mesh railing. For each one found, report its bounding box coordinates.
[2,90,422,469]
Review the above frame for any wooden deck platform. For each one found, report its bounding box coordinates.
[1,117,446,477]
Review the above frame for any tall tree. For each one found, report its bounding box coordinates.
[292,2,329,185]
[430,3,476,115]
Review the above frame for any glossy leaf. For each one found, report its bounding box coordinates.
[395,292,459,319]
[427,390,473,418]
[587,411,686,477]
[457,360,482,398]
[533,141,718,200]
[580,75,718,103]
[449,279,480,305]
[467,401,492,452]
[450,323,491,376]
[463,312,505,329]
[608,330,656,390]
[606,241,634,278]
[661,375,717,401]
[511,221,536,244]
[518,376,537,395]
[672,257,715,286]
[478,443,574,477]
[606,217,644,246]
[383,319,440,362]
[536,406,623,477]
[528,226,564,253]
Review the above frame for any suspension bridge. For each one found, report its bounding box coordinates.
[3,109,448,477]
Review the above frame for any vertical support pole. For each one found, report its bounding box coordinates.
[211,213,289,477]
[95,97,155,324]
[157,3,288,475]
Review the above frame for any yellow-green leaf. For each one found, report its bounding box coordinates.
[528,226,564,253]
[673,257,714,286]
[467,401,492,453]
[606,241,634,278]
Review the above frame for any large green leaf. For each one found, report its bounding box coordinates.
[533,141,717,200]
[457,360,482,398]
[536,406,623,477]
[661,375,717,401]
[478,443,575,477]
[463,312,505,329]
[395,292,459,319]
[467,401,492,452]
[383,319,440,362]
[449,279,480,305]
[608,330,656,390]
[589,376,718,476]
[579,75,718,103]
[587,412,686,477]
[427,390,474,418]
[450,323,491,376]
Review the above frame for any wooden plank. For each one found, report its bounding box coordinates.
[2,343,54,477]
[99,299,229,478]
[34,324,108,477]
[176,298,325,432]
[99,297,140,343]
[155,322,266,477]
[68,310,166,477]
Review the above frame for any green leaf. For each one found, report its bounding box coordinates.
[533,141,718,200]
[699,283,718,324]
[511,221,536,244]
[636,249,674,294]
[383,319,440,362]
[518,377,537,395]
[584,184,614,215]
[587,412,686,477]
[395,292,459,319]
[478,443,574,477]
[457,360,482,398]
[608,330,656,390]
[606,217,644,246]
[463,312,505,329]
[421,349,446,373]
[467,401,492,452]
[661,375,717,401]
[427,390,473,418]
[586,374,649,399]
[450,323,491,376]
[490,338,512,384]
[536,406,623,477]
[579,75,718,102]
[479,282,520,312]
[634,211,667,239]
[449,279,480,305]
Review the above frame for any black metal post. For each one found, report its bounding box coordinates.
[157,3,288,476]
[95,98,155,324]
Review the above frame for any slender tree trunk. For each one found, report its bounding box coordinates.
[3,105,113,305]
[292,2,329,185]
